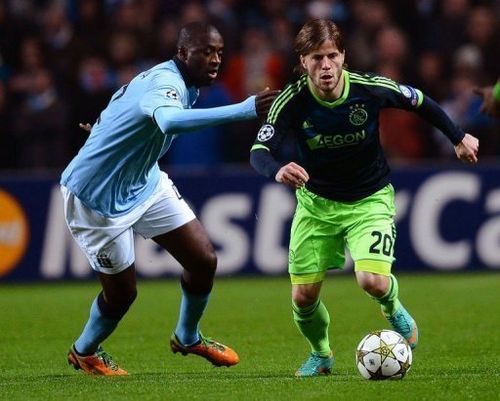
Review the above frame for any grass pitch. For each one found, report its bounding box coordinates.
[0,273,499,401]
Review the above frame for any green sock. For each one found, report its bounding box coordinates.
[292,299,331,356]
[374,274,401,317]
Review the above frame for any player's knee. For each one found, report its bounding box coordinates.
[292,292,318,309]
[356,271,388,297]
[190,249,217,276]
[204,250,217,275]
[291,281,322,308]
[98,288,137,320]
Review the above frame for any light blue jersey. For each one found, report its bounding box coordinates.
[61,60,199,216]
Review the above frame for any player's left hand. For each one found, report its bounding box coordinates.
[79,122,92,132]
[275,162,309,188]
[255,87,281,119]
[454,133,479,164]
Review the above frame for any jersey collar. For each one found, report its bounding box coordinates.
[173,56,195,88]
[307,69,350,108]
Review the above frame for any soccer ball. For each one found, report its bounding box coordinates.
[355,329,412,380]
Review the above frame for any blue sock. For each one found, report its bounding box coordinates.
[174,286,210,346]
[74,297,119,355]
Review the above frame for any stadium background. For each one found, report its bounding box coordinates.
[0,0,499,281]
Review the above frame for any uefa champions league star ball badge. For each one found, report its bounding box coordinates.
[257,124,275,142]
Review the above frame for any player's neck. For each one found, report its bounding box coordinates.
[173,56,195,87]
[332,70,345,99]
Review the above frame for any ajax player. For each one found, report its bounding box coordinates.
[250,19,479,377]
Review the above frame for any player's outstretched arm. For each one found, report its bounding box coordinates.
[454,133,479,164]
[154,96,257,134]
[405,91,480,164]
[154,88,279,135]
[414,95,468,149]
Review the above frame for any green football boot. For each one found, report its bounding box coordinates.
[295,352,334,377]
[385,305,418,349]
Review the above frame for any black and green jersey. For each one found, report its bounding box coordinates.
[250,70,464,201]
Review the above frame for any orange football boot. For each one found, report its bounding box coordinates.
[68,345,128,376]
[170,333,240,367]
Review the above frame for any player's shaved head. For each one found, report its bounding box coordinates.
[175,21,224,87]
[177,21,221,49]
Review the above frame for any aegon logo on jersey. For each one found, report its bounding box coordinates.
[165,88,179,100]
[306,130,367,150]
[257,124,275,142]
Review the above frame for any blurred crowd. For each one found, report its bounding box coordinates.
[0,0,498,171]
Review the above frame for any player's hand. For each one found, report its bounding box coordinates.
[255,87,281,119]
[473,85,500,118]
[275,162,309,188]
[454,133,479,164]
[79,122,92,132]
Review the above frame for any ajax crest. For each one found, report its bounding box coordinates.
[349,104,368,126]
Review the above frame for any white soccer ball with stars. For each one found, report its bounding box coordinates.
[355,329,412,380]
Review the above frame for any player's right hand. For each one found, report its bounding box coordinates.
[255,87,281,119]
[275,162,309,188]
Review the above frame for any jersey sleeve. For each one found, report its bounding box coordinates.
[369,75,424,111]
[250,91,295,178]
[154,96,257,135]
[252,90,296,153]
[139,72,186,117]
[368,74,464,145]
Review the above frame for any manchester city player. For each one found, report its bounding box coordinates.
[250,19,479,377]
[62,22,278,375]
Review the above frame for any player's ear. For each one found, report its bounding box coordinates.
[177,46,188,62]
[300,55,307,70]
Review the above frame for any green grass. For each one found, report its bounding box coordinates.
[0,273,499,401]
